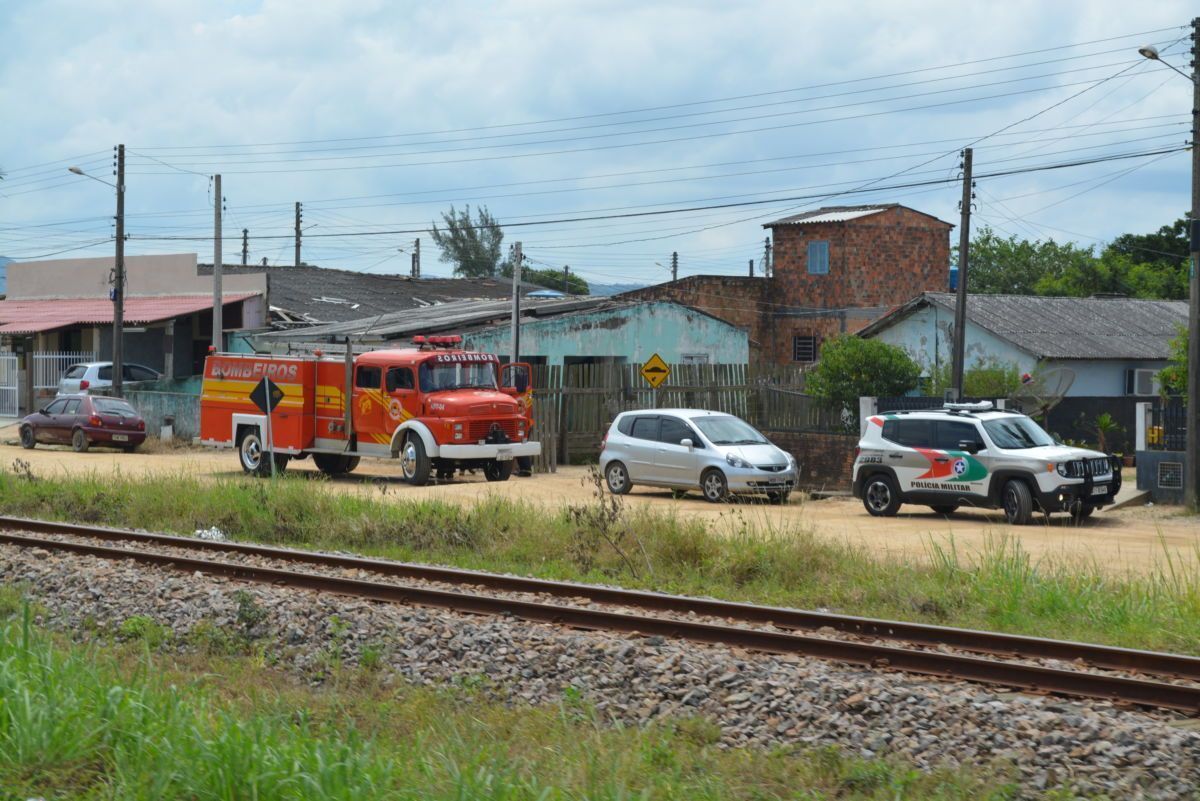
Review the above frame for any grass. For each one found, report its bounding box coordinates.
[1,461,1199,655]
[0,607,1072,800]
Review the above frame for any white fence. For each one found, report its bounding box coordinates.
[34,351,97,391]
[0,353,17,418]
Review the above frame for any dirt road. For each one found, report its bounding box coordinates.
[1,439,1196,574]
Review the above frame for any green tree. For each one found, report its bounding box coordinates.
[500,262,590,295]
[430,205,505,277]
[1106,216,1191,268]
[928,358,1022,398]
[961,227,1095,295]
[1157,325,1188,398]
[807,336,920,414]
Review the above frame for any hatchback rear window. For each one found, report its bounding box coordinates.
[64,365,87,379]
[94,398,136,414]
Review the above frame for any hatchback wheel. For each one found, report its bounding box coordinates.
[604,461,632,495]
[18,426,35,450]
[71,429,90,453]
[862,474,901,516]
[701,469,728,503]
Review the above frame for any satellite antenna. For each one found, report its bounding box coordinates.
[1008,367,1075,419]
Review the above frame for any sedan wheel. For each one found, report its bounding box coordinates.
[604,461,631,495]
[701,469,728,503]
[18,426,35,450]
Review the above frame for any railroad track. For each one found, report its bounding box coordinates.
[2,514,1198,713]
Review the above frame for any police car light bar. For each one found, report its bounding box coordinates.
[943,401,994,412]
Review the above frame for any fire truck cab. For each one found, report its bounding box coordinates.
[200,336,539,484]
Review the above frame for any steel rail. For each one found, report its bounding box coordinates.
[2,514,1199,682]
[1,528,1199,713]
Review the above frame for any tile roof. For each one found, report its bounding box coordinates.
[861,292,1188,360]
[0,293,257,335]
[198,264,529,324]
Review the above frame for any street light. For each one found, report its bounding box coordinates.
[67,145,125,398]
[1139,26,1199,510]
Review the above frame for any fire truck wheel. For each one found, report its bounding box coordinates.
[313,453,359,476]
[484,459,513,482]
[238,428,272,477]
[399,434,432,486]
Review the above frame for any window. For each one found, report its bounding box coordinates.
[98,366,113,381]
[125,365,158,381]
[44,399,67,415]
[64,365,87,379]
[693,416,766,445]
[659,417,699,447]
[679,353,709,365]
[94,398,135,414]
[792,335,819,363]
[616,415,635,436]
[883,419,933,447]
[807,240,829,275]
[982,417,1055,449]
[386,367,414,392]
[355,366,382,389]
[934,420,983,451]
[63,399,81,415]
[630,416,659,440]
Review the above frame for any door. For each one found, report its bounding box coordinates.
[385,365,418,433]
[625,415,660,481]
[880,418,935,493]
[351,364,388,446]
[500,362,534,427]
[932,420,991,499]
[38,398,70,443]
[654,416,701,486]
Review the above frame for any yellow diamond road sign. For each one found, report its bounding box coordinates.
[640,353,671,389]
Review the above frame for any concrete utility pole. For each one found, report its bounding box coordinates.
[763,237,772,278]
[671,251,678,281]
[411,238,420,278]
[294,202,302,267]
[510,242,522,365]
[950,147,974,401]
[563,264,570,294]
[748,258,754,277]
[212,174,223,353]
[241,228,249,265]
[1189,17,1200,510]
[113,144,125,398]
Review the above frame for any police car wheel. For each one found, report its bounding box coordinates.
[862,474,901,517]
[1002,480,1034,526]
[931,505,958,516]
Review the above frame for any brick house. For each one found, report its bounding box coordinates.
[621,204,952,365]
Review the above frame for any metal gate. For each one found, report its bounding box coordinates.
[0,352,18,418]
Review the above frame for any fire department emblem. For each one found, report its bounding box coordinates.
[952,458,968,476]
[358,394,373,415]
[387,399,403,421]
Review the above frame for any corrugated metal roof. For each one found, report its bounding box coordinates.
[0,293,258,334]
[875,293,1187,360]
[771,207,891,225]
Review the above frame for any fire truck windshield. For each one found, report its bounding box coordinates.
[418,361,498,392]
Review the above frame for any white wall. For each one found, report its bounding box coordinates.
[9,253,265,300]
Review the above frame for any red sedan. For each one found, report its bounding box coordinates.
[19,394,146,453]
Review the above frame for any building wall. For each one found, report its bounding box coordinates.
[9,253,266,300]
[1043,359,1168,397]
[462,302,749,366]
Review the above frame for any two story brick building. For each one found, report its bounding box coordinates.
[622,203,953,365]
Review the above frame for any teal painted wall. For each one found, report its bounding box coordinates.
[462,302,748,365]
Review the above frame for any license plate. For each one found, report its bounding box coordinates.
[112,434,129,442]
[496,451,513,461]
[1091,484,1108,496]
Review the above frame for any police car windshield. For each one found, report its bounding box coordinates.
[983,416,1055,449]
[418,362,497,392]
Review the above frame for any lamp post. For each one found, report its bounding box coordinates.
[1139,26,1199,510]
[68,145,125,398]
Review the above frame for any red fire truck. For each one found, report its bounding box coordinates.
[199,336,538,483]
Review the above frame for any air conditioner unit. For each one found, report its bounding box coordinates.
[1125,368,1158,396]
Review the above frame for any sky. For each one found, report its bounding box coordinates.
[0,0,1194,288]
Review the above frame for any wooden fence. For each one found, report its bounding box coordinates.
[528,362,840,471]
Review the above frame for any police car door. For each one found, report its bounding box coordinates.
[931,420,991,501]
[881,418,936,494]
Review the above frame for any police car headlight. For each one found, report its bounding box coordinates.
[726,453,752,469]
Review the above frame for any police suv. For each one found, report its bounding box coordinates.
[852,402,1120,525]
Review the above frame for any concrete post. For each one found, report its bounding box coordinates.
[1135,401,1150,452]
[859,396,878,436]
[163,320,175,380]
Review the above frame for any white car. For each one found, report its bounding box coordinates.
[57,362,162,395]
[599,409,798,503]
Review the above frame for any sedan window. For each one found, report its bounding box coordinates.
[630,416,659,440]
[693,415,766,445]
[659,417,700,447]
[63,399,81,415]
[94,398,136,414]
[44,399,68,414]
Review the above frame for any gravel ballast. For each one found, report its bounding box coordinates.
[4,542,1199,798]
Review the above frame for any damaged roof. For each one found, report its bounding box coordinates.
[859,292,1188,360]
[197,263,535,324]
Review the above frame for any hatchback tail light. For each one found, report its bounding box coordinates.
[79,379,90,390]
[600,433,608,450]
[88,415,102,427]
[854,446,861,458]
[137,420,145,431]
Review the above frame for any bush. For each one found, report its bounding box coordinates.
[806,336,920,414]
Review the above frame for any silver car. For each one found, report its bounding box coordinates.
[599,409,798,503]
[58,361,161,395]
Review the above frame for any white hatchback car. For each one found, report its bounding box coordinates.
[57,362,162,395]
[599,409,798,503]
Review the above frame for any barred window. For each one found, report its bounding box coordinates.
[792,335,819,363]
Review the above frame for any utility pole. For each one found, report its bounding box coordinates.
[294,202,302,267]
[213,174,223,354]
[241,228,249,265]
[113,144,125,398]
[950,147,974,401]
[671,251,678,282]
[411,238,420,278]
[1187,16,1200,509]
[763,237,772,278]
[748,258,754,277]
[510,242,522,365]
[563,264,570,293]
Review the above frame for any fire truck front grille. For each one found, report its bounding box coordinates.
[467,419,520,442]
